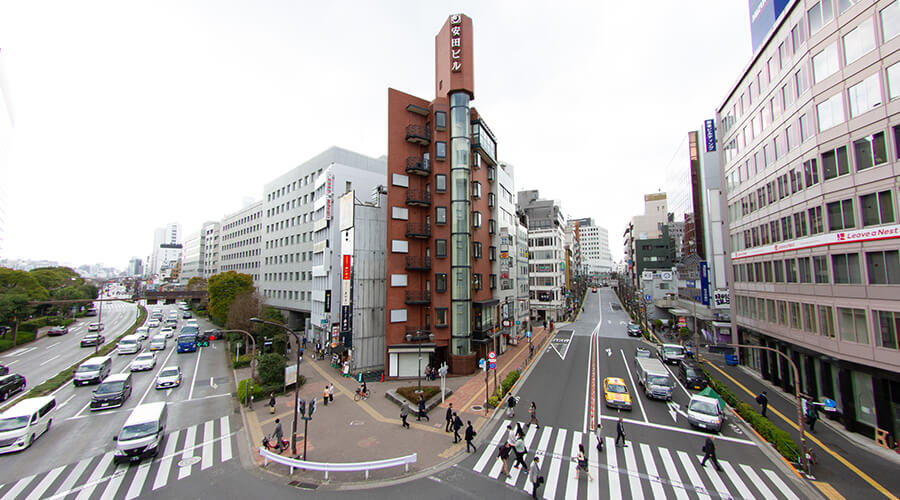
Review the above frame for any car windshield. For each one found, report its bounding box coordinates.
[84,334,98,340]
[648,375,672,386]
[0,416,29,431]
[684,368,701,377]
[76,364,99,373]
[118,422,157,441]
[135,354,154,362]
[664,346,684,355]
[689,400,719,415]
[119,340,136,346]
[178,334,195,343]
[96,381,125,394]
[607,384,627,394]
[159,368,179,378]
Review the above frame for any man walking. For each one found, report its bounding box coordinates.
[756,391,768,417]
[806,400,819,432]
[400,401,410,429]
[529,456,543,498]
[497,442,512,479]
[328,383,334,403]
[452,412,463,443]
[615,416,627,447]
[512,436,529,471]
[417,395,429,421]
[445,403,454,432]
[465,421,477,452]
[272,419,284,452]
[507,394,517,418]
[700,435,722,471]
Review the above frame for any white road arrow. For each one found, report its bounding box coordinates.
[606,348,612,357]
[666,401,685,422]
[619,321,627,325]
[210,377,218,389]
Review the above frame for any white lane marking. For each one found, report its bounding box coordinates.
[73,451,114,500]
[657,447,689,500]
[124,459,153,500]
[719,460,755,500]
[564,431,583,499]
[178,425,197,480]
[762,468,799,500]
[40,354,62,366]
[4,359,17,365]
[152,429,180,490]
[1,474,35,500]
[3,346,37,357]
[605,437,620,499]
[696,454,731,499]
[505,423,538,486]
[542,428,567,500]
[201,420,215,470]
[50,456,92,499]
[56,394,76,411]
[620,349,648,423]
[136,343,177,407]
[474,419,511,473]
[583,329,595,433]
[676,450,710,500]
[24,465,64,500]
[187,346,203,401]
[45,342,61,350]
[587,429,600,500]
[220,416,232,462]
[98,463,129,500]
[623,440,644,499]
[639,443,666,500]
[598,415,756,446]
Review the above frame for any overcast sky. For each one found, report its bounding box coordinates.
[0,0,752,269]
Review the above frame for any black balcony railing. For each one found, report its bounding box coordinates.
[405,326,432,336]
[405,156,431,176]
[405,256,431,270]
[404,291,432,305]
[406,189,431,206]
[405,222,431,238]
[405,125,430,145]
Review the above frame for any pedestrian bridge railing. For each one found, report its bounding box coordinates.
[259,448,417,479]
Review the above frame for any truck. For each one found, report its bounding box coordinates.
[659,343,686,365]
[633,356,673,400]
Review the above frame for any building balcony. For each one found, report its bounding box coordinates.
[405,125,430,146]
[405,222,431,238]
[404,326,432,337]
[405,256,431,270]
[406,189,431,207]
[404,291,432,305]
[405,156,431,176]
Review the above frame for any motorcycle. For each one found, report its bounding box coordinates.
[262,435,290,454]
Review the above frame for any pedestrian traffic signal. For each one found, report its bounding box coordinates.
[298,400,306,417]
[308,398,317,417]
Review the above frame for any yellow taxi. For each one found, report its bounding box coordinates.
[603,377,632,410]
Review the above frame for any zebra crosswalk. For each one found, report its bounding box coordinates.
[471,420,802,500]
[0,416,234,500]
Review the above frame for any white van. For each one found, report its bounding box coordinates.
[0,396,56,454]
[73,356,112,386]
[687,394,726,432]
[117,334,142,355]
[113,402,167,463]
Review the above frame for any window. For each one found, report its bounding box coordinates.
[434,111,447,130]
[874,309,900,349]
[822,146,849,180]
[804,159,819,186]
[799,257,813,283]
[777,300,788,326]
[472,211,482,228]
[813,42,840,83]
[881,1,900,42]
[435,273,447,292]
[848,74,883,118]
[391,240,409,253]
[489,246,496,261]
[838,307,869,343]
[774,260,785,282]
[866,250,900,284]
[832,252,862,283]
[840,0,861,13]
[435,308,448,327]
[795,66,810,97]
[861,190,895,226]
[795,211,808,237]
[487,192,495,208]
[853,132,887,171]
[818,305,836,337]
[888,63,900,101]
[472,273,482,291]
[790,302,802,329]
[827,199,855,230]
[489,274,496,290]
[472,181,482,199]
[817,92,845,131]
[390,309,407,323]
[435,174,447,192]
[843,18,876,65]
[809,206,825,234]
[803,303,818,333]
[808,0,835,34]
[786,259,798,282]
[435,239,447,258]
[489,218,496,234]
[435,141,447,160]
[792,23,805,53]
[473,242,482,259]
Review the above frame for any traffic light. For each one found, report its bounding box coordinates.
[298,399,306,417]
[308,398,316,417]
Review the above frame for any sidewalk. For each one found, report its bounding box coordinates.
[237,326,554,486]
[702,349,900,500]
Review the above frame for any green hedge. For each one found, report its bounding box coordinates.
[237,379,265,402]
[488,370,521,408]
[232,353,252,369]
[704,370,800,463]
[0,331,36,352]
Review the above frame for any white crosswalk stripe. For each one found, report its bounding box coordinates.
[469,423,802,500]
[0,417,236,500]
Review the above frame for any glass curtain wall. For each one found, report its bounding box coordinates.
[450,92,472,356]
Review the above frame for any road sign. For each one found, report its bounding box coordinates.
[488,351,496,360]
[526,331,532,338]
[515,320,520,326]
[478,358,485,368]
[644,294,651,302]
[822,398,837,412]
[489,361,496,370]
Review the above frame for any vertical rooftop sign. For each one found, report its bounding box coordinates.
[435,13,474,99]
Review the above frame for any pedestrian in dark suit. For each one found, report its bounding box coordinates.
[756,391,768,417]
[445,403,453,432]
[465,421,477,452]
[700,436,722,471]
[615,417,627,447]
[452,413,463,443]
[417,395,429,421]
[806,401,819,432]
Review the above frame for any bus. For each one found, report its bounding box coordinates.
[176,333,197,353]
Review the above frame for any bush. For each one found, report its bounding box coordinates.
[257,353,286,386]
[233,353,252,369]
[396,385,440,403]
[237,378,265,402]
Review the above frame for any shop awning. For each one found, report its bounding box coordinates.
[670,308,691,316]
[712,321,732,328]
[387,344,436,354]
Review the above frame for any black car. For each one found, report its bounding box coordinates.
[47,325,69,336]
[90,373,132,410]
[0,373,26,401]
[81,333,105,347]
[626,323,642,337]
[678,360,709,391]
[204,329,224,341]
[0,364,8,376]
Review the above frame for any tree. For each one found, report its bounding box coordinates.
[257,353,286,387]
[207,271,254,325]
[187,277,208,291]
[0,294,31,344]
[678,327,692,343]
[226,291,262,334]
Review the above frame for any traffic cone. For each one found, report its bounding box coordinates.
[380,372,384,383]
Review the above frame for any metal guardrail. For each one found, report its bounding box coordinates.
[259,447,417,479]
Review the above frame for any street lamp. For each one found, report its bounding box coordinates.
[221,330,256,408]
[250,317,302,457]
[405,330,434,394]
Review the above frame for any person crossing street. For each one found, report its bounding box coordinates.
[700,435,722,471]
[465,421,477,452]
[615,417,627,447]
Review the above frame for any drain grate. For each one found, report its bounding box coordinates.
[611,304,621,310]
[288,481,318,490]
[471,405,484,412]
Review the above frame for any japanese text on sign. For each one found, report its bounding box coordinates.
[450,14,462,72]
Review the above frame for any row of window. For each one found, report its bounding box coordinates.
[735,293,900,350]
[263,251,314,266]
[221,248,260,261]
[222,219,261,234]
[222,236,261,251]
[266,169,321,203]
[430,272,494,292]
[264,289,311,302]
[265,230,316,248]
[733,249,900,285]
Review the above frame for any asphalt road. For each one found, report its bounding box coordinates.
[0,303,238,500]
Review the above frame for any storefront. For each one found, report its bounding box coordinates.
[387,344,436,378]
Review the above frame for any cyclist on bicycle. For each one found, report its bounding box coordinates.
[356,381,369,400]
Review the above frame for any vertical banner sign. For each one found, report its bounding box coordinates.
[324,290,331,313]
[699,261,710,306]
[450,14,462,72]
[339,209,355,348]
[704,119,717,152]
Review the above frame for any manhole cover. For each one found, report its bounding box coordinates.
[288,481,319,490]
[611,304,621,310]
[178,456,201,467]
[349,420,365,426]
[471,405,484,411]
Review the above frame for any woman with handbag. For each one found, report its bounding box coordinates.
[528,401,539,428]
[574,443,593,481]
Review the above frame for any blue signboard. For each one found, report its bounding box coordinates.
[749,0,791,53]
[699,261,710,306]
[704,119,717,152]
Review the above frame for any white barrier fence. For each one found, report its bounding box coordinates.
[259,447,417,480]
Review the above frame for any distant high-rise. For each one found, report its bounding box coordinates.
[149,223,182,279]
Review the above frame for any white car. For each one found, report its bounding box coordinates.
[149,334,167,351]
[155,366,182,389]
[147,319,160,328]
[87,323,104,332]
[129,352,157,372]
[160,327,175,339]
[134,327,150,341]
[185,319,199,328]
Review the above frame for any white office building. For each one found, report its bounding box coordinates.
[518,190,567,323]
[220,202,262,282]
[149,223,182,280]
